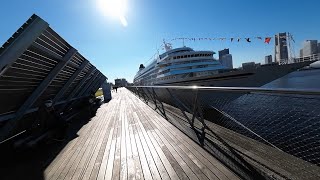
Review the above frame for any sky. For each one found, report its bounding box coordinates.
[1,0,320,83]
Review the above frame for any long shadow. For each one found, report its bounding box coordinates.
[0,103,102,180]
[128,89,270,180]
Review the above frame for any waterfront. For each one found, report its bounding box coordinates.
[217,68,320,165]
[264,67,320,89]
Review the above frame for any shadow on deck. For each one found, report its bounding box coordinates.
[0,106,99,180]
[1,88,242,180]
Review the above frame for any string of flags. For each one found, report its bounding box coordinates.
[169,36,279,44]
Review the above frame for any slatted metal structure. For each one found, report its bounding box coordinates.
[0,14,107,143]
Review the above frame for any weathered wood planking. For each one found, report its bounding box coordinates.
[44,88,239,180]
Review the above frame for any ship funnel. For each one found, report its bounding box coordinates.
[139,64,145,70]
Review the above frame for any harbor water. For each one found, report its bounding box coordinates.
[221,68,320,165]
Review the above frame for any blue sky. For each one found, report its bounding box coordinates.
[1,0,320,83]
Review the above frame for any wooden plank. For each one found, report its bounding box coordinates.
[45,106,105,180]
[123,103,136,180]
[95,117,116,180]
[44,113,95,176]
[144,111,218,180]
[128,88,238,180]
[150,109,239,180]
[132,88,239,179]
[127,103,144,180]
[134,111,171,180]
[71,104,114,180]
[134,110,198,180]
[134,110,178,180]
[105,98,121,180]
[43,88,242,180]
[111,100,123,180]
[132,112,163,180]
[120,102,128,180]
[91,102,119,180]
[81,104,117,180]
[55,106,109,180]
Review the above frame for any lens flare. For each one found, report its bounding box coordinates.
[98,0,128,27]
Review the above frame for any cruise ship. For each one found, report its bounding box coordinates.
[134,43,315,87]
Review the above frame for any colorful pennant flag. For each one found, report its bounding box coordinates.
[265,37,271,44]
[168,35,277,45]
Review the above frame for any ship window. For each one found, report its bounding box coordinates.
[195,54,199,57]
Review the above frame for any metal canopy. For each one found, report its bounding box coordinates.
[0,14,107,142]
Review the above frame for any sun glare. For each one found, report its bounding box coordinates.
[98,0,128,27]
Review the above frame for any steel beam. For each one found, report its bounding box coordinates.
[31,42,63,61]
[0,47,77,142]
[0,16,49,72]
[86,77,106,96]
[87,76,105,95]
[91,76,105,93]
[65,66,96,101]
[58,70,99,112]
[53,59,88,103]
[85,77,102,96]
[78,72,101,96]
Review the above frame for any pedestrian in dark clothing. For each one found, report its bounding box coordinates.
[114,86,118,93]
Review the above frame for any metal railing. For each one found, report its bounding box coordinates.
[127,85,320,180]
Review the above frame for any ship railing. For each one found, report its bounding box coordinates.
[127,85,320,179]
[295,53,320,63]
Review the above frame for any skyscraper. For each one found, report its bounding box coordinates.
[274,32,289,64]
[302,40,318,57]
[218,48,229,60]
[318,43,320,54]
[220,54,233,69]
[265,55,272,64]
[300,49,303,58]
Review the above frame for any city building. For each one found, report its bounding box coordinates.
[218,48,229,60]
[300,49,303,58]
[218,48,233,69]
[274,32,289,64]
[220,54,233,69]
[265,55,273,64]
[302,40,318,57]
[318,43,320,53]
[115,78,128,87]
[242,62,256,70]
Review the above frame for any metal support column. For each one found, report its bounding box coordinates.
[86,77,106,96]
[53,59,88,103]
[66,67,96,101]
[82,76,103,96]
[0,16,49,72]
[78,72,101,96]
[0,47,77,142]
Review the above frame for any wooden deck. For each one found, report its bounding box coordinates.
[44,88,239,180]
